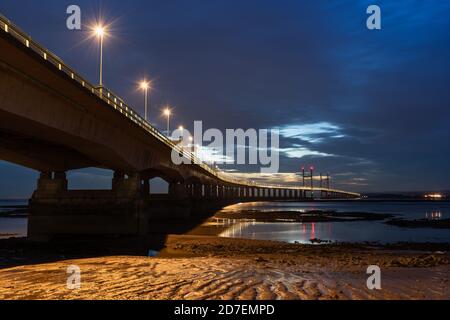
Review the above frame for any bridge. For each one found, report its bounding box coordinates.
[0,14,360,239]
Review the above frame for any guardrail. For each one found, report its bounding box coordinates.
[0,14,360,196]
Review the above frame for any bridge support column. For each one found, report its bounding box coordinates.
[226,186,232,199]
[169,182,189,200]
[112,172,142,198]
[217,185,223,199]
[192,184,203,199]
[225,186,231,199]
[34,171,68,197]
[28,170,150,240]
[222,186,228,199]
[232,187,238,199]
[210,185,218,199]
[142,179,150,197]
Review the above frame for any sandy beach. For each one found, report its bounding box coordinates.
[0,235,448,300]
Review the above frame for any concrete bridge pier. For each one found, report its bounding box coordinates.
[226,186,233,199]
[112,172,143,198]
[190,184,203,200]
[233,187,239,199]
[33,171,68,198]
[288,189,293,199]
[206,185,216,199]
[271,189,275,199]
[28,170,150,240]
[169,182,189,200]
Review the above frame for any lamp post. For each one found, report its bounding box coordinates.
[94,25,106,93]
[178,125,184,148]
[189,136,194,153]
[327,173,330,189]
[301,166,305,187]
[163,107,171,136]
[140,81,150,121]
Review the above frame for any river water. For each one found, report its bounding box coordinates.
[1,200,449,244]
[0,199,28,239]
[216,201,450,244]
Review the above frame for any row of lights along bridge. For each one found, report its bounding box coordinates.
[93,24,175,137]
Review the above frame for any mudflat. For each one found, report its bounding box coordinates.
[0,235,448,300]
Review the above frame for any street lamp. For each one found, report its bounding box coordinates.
[177,125,184,144]
[163,107,171,136]
[139,80,151,121]
[93,25,106,93]
[188,136,195,153]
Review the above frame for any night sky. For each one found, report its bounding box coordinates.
[1,0,450,198]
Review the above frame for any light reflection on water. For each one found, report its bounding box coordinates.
[218,202,450,244]
[425,211,442,220]
[1,200,449,243]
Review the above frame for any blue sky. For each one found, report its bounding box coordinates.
[1,0,450,197]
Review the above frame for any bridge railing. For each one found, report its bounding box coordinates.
[0,14,360,196]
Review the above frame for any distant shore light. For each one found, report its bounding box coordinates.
[424,193,443,199]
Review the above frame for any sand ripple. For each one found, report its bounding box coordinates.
[0,256,448,300]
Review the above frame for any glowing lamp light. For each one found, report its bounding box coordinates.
[94,25,105,37]
[164,108,171,116]
[140,80,150,90]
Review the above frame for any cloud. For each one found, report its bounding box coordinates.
[277,122,345,144]
[279,145,335,159]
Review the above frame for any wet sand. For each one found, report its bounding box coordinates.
[0,235,449,300]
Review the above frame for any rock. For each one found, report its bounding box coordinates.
[255,256,268,263]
